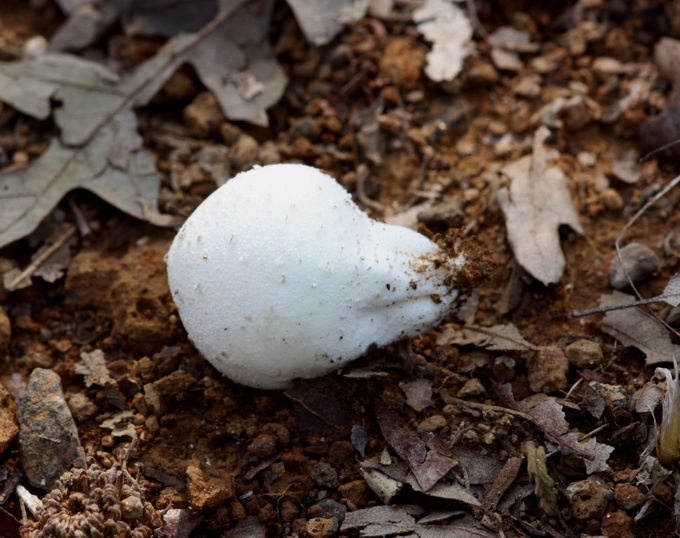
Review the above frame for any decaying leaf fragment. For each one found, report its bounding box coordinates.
[287,0,369,46]
[76,349,114,387]
[600,291,680,365]
[656,367,680,465]
[526,442,557,515]
[437,323,536,351]
[412,0,473,82]
[498,385,614,474]
[498,127,583,285]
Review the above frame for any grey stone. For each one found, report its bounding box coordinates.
[609,243,661,289]
[17,368,86,489]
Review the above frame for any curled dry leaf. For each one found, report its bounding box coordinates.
[412,0,473,82]
[286,0,369,46]
[600,291,680,365]
[498,127,583,285]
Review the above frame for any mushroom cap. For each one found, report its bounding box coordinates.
[167,164,461,389]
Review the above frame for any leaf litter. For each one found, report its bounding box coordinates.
[0,0,286,249]
[497,126,583,285]
[599,291,680,365]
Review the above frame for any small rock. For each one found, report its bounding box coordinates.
[465,58,499,86]
[290,117,321,141]
[600,188,624,211]
[493,133,516,157]
[590,382,628,408]
[17,369,86,489]
[379,37,426,88]
[566,476,612,520]
[310,462,339,489]
[491,48,523,72]
[614,483,645,511]
[528,346,568,393]
[0,309,10,352]
[338,480,368,506]
[577,151,597,168]
[247,433,278,459]
[308,498,346,526]
[565,339,604,368]
[229,134,259,171]
[601,511,634,538]
[457,378,486,398]
[220,122,242,145]
[609,242,661,289]
[183,91,223,136]
[306,517,336,537]
[185,459,232,510]
[417,414,447,432]
[0,383,18,456]
[121,495,144,520]
[68,392,97,422]
[513,75,541,98]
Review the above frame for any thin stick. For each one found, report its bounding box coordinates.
[615,173,680,338]
[571,293,680,317]
[6,224,76,290]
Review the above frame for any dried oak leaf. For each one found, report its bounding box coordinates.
[661,273,680,307]
[498,126,583,285]
[340,505,494,538]
[286,0,369,46]
[600,291,680,364]
[437,323,536,351]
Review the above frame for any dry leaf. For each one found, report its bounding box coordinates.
[0,2,286,248]
[375,403,455,491]
[600,291,680,364]
[482,456,522,511]
[76,350,114,387]
[399,379,433,412]
[498,127,583,285]
[437,323,536,351]
[526,443,557,515]
[661,273,680,307]
[340,505,494,538]
[286,0,369,46]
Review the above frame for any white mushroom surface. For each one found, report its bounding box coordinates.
[167,164,465,389]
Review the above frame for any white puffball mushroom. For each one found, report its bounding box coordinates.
[166,164,466,389]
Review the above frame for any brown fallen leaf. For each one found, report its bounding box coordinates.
[497,126,583,285]
[437,323,536,351]
[375,402,455,492]
[600,291,680,364]
[497,384,614,474]
[482,456,522,511]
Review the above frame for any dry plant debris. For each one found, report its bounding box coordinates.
[498,126,583,285]
[1,1,680,537]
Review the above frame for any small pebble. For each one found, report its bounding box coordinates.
[528,346,568,393]
[614,483,646,511]
[310,462,339,489]
[565,339,603,368]
[457,378,486,398]
[609,242,661,289]
[566,477,612,520]
[417,415,447,432]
